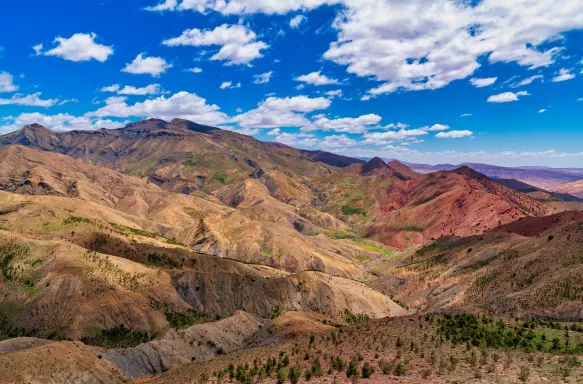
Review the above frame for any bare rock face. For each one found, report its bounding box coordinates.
[102,311,263,377]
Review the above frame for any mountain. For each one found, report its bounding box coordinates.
[497,177,583,203]
[1,119,582,383]
[0,119,334,194]
[549,179,583,198]
[371,210,583,319]
[406,161,583,189]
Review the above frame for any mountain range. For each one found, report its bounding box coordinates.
[1,119,583,383]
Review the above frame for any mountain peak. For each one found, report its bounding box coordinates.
[361,157,389,175]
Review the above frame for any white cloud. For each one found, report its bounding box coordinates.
[145,0,177,11]
[146,0,337,14]
[427,124,450,131]
[89,91,228,125]
[470,77,497,88]
[232,95,330,128]
[552,68,576,82]
[290,15,307,28]
[40,33,113,62]
[325,89,342,98]
[266,129,319,147]
[322,0,582,96]
[148,1,583,96]
[301,114,381,133]
[460,113,472,117]
[362,129,428,142]
[122,53,172,77]
[58,98,79,106]
[0,72,18,93]
[220,81,241,89]
[435,130,473,139]
[360,95,371,101]
[509,75,544,88]
[32,44,43,56]
[382,122,409,129]
[0,92,58,107]
[186,67,203,73]
[295,71,339,86]
[163,24,268,65]
[253,71,273,84]
[319,134,358,148]
[100,83,166,95]
[578,98,583,102]
[538,108,547,113]
[0,112,128,134]
[487,91,530,103]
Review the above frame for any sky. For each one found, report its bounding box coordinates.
[0,0,583,167]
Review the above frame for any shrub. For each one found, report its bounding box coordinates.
[361,362,374,378]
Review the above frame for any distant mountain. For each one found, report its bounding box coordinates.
[549,179,583,198]
[404,161,583,189]
[496,178,583,202]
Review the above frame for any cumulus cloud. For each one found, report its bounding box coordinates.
[0,112,128,134]
[487,91,530,103]
[186,67,203,73]
[88,91,228,125]
[290,15,307,28]
[163,24,268,65]
[39,33,113,62]
[295,71,339,86]
[100,83,166,95]
[122,54,172,77]
[0,72,18,93]
[552,68,576,82]
[0,92,58,107]
[253,71,273,84]
[145,0,336,14]
[538,108,547,113]
[147,1,583,96]
[435,130,473,139]
[470,77,497,88]
[323,0,582,96]
[301,114,381,133]
[319,134,358,148]
[220,81,241,89]
[460,113,472,117]
[232,95,330,128]
[427,124,450,131]
[266,129,319,147]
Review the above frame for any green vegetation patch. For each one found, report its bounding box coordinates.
[147,253,179,268]
[437,313,583,354]
[81,325,149,349]
[343,308,369,325]
[357,243,394,256]
[165,311,209,329]
[341,205,366,216]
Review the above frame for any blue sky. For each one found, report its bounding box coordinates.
[1,0,582,167]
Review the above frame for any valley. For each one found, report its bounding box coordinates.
[1,119,583,383]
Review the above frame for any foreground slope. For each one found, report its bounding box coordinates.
[371,211,583,319]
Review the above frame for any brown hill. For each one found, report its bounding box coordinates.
[0,119,333,195]
[0,145,392,277]
[371,211,583,319]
